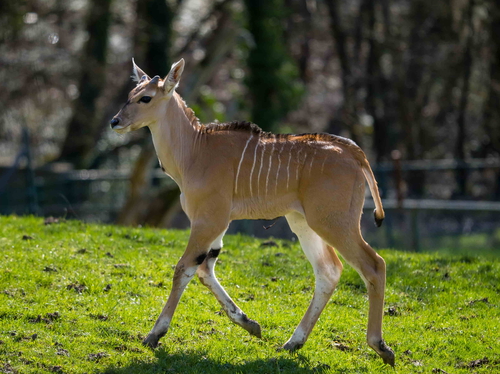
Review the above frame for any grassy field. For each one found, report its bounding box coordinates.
[0,215,499,373]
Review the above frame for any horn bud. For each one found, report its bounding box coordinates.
[148,75,161,87]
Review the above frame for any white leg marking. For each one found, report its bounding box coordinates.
[257,142,265,196]
[249,140,259,198]
[266,142,275,196]
[275,143,284,195]
[210,231,226,250]
[235,135,253,194]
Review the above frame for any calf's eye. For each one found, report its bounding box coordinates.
[139,96,152,103]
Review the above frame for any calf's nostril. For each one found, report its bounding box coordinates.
[110,118,120,128]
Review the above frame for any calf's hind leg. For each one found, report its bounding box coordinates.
[196,232,261,337]
[282,212,343,351]
[312,220,395,366]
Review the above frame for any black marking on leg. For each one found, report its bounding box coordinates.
[208,248,221,259]
[195,253,208,265]
[379,339,393,354]
[241,313,250,324]
[379,340,387,351]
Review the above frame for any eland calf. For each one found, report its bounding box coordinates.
[110,59,395,366]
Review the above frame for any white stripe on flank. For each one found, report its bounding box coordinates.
[265,142,275,196]
[275,143,284,195]
[249,140,259,198]
[296,149,302,181]
[321,154,327,174]
[287,143,293,190]
[309,149,316,177]
[235,134,253,194]
[257,142,265,196]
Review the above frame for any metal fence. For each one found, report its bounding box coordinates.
[1,142,499,252]
[0,167,173,222]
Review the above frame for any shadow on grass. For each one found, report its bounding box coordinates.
[100,349,337,374]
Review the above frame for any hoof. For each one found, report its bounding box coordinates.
[239,313,262,338]
[282,341,304,352]
[142,333,160,349]
[381,351,395,367]
[245,319,262,339]
[378,340,395,367]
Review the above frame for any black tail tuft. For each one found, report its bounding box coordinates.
[374,209,384,227]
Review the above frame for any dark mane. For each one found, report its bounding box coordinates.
[293,132,359,148]
[179,100,360,150]
[199,120,360,153]
[200,121,269,136]
[201,120,358,148]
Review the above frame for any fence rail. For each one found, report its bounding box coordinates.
[1,156,499,252]
[364,198,500,211]
[374,158,500,171]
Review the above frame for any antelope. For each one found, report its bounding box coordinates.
[110,59,395,366]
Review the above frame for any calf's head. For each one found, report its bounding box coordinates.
[110,58,185,134]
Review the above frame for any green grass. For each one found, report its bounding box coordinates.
[0,215,499,373]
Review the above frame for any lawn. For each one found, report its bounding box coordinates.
[0,215,499,373]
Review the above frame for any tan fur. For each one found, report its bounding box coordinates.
[110,59,394,366]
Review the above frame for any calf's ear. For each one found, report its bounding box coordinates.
[163,59,185,92]
[131,58,150,83]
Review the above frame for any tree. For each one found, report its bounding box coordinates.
[58,0,113,168]
[243,0,303,132]
[483,0,500,197]
[325,0,361,145]
[454,0,474,197]
[483,0,500,159]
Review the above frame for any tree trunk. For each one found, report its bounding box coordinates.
[244,0,303,132]
[483,1,500,157]
[454,1,474,198]
[365,0,390,163]
[136,0,173,76]
[183,5,238,103]
[484,0,500,198]
[117,141,157,225]
[325,0,362,146]
[397,0,429,197]
[58,0,113,168]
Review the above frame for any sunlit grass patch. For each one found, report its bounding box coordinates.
[0,215,499,373]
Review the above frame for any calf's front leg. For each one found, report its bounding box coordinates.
[196,232,261,338]
[143,223,227,348]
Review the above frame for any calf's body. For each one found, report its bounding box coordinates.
[110,59,395,366]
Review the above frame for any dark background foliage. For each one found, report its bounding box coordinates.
[1,0,499,250]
